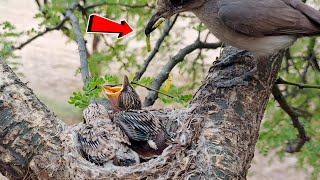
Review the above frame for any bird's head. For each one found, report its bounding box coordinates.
[83,98,109,123]
[145,0,205,34]
[102,75,141,111]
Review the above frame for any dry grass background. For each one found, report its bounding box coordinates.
[0,0,310,179]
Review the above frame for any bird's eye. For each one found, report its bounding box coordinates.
[170,0,189,6]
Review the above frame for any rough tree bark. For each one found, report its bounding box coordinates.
[0,47,282,179]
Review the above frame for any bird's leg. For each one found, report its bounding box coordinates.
[213,50,249,68]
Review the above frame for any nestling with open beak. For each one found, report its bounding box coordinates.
[102,75,172,159]
[76,98,140,166]
[102,75,141,111]
[146,0,320,56]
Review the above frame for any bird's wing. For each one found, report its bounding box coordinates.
[217,0,320,37]
[76,124,115,165]
[115,110,161,141]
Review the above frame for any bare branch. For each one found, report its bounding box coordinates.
[12,2,80,50]
[272,85,310,153]
[12,18,68,50]
[144,40,222,107]
[276,77,320,90]
[34,0,41,9]
[66,2,90,86]
[83,2,153,10]
[133,15,179,82]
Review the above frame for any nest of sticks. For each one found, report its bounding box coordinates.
[60,103,212,180]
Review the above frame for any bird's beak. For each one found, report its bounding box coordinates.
[145,6,176,35]
[145,13,164,35]
[101,85,123,108]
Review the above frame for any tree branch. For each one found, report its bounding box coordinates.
[276,77,320,90]
[83,2,153,10]
[34,0,41,9]
[65,2,90,86]
[12,18,68,50]
[12,2,79,50]
[0,59,65,179]
[271,85,310,153]
[144,40,222,107]
[0,47,283,179]
[133,15,179,82]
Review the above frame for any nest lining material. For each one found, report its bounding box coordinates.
[60,106,208,179]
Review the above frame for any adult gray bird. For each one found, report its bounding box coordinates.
[145,0,320,56]
[76,98,140,166]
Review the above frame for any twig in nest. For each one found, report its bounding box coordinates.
[276,77,320,90]
[272,85,310,153]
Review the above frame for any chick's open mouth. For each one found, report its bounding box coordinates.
[102,85,123,97]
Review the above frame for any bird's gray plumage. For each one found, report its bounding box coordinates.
[147,0,320,55]
[217,0,320,37]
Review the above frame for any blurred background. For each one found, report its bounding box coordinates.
[0,0,319,179]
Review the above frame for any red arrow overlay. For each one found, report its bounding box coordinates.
[86,14,133,38]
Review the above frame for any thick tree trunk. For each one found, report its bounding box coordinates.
[0,48,282,179]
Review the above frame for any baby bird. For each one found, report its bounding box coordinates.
[102,75,141,111]
[102,75,171,159]
[76,98,140,166]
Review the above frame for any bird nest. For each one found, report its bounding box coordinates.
[60,105,208,179]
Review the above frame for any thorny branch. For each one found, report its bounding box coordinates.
[272,85,310,153]
[65,2,90,86]
[133,15,179,82]
[144,39,222,107]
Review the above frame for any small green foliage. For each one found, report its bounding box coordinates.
[159,84,193,106]
[174,94,193,104]
[104,74,119,84]
[193,23,207,32]
[135,77,155,86]
[2,21,15,30]
[68,74,119,108]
